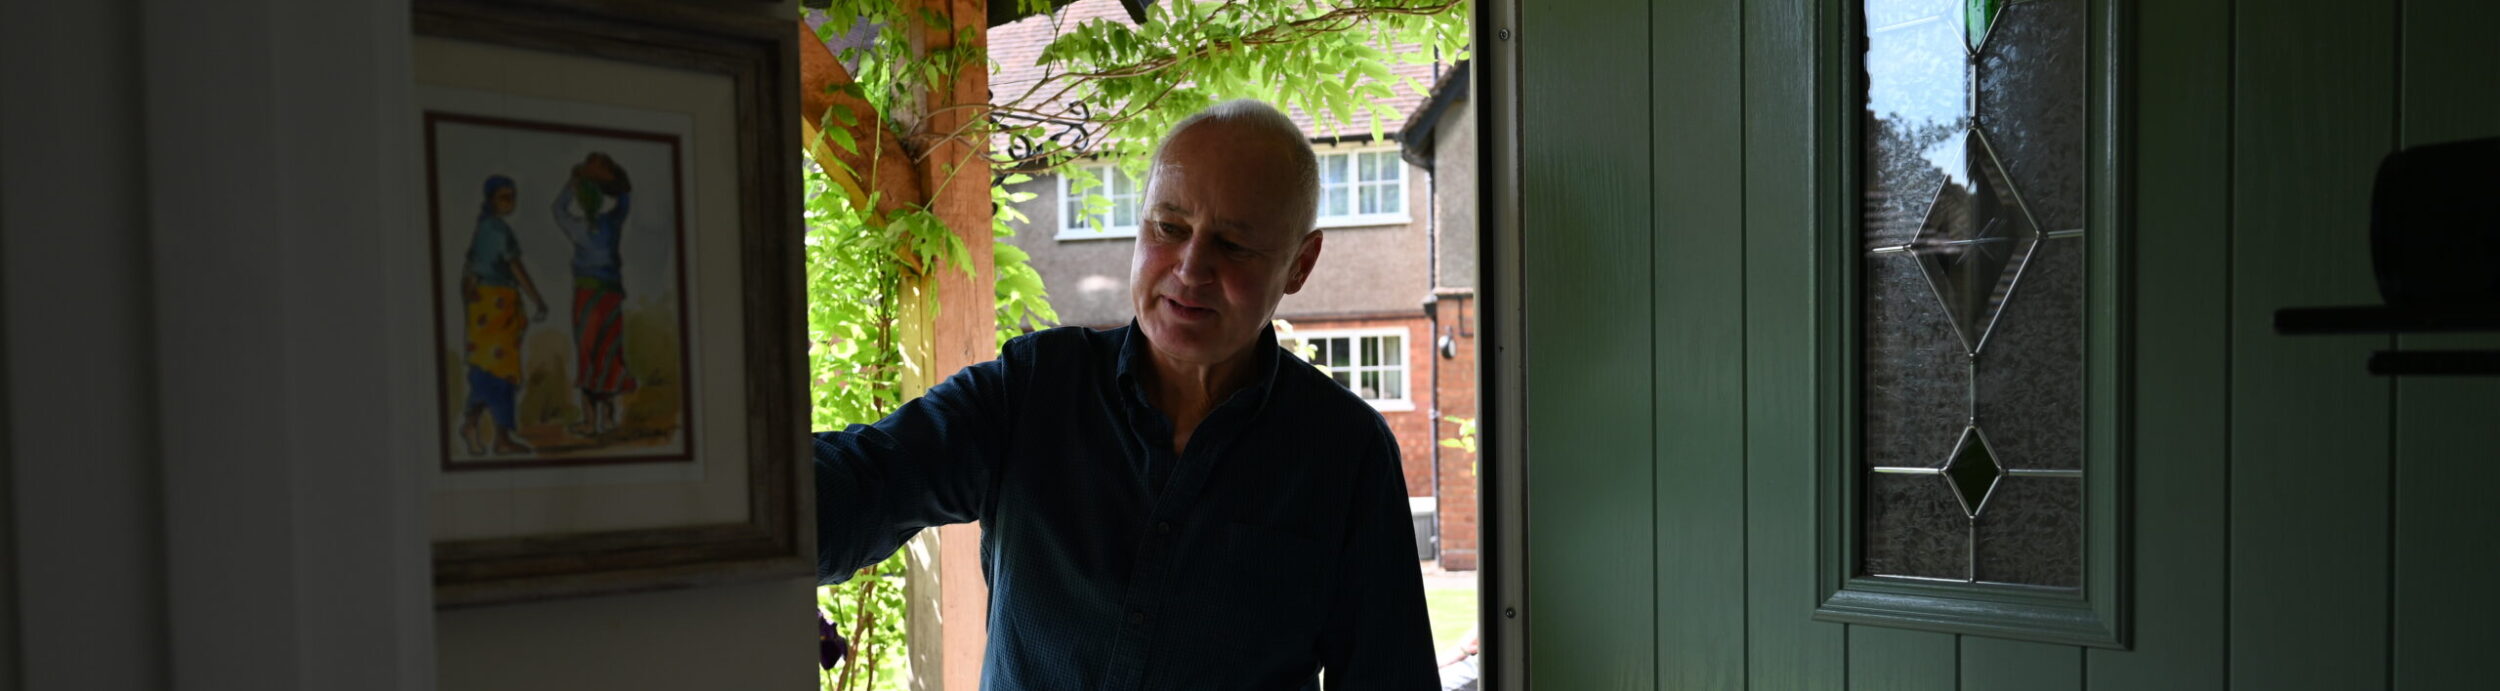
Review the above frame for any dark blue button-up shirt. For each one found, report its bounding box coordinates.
[814,323,1437,690]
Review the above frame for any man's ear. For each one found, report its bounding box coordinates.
[1283,230,1324,294]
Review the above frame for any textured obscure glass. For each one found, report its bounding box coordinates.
[1975,238,2082,469]
[1864,253,1967,469]
[1861,0,2083,589]
[1973,477,2083,586]
[1976,0,2086,232]
[1865,472,1969,580]
[1913,129,2041,354]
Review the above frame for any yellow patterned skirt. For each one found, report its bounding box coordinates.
[464,285,525,380]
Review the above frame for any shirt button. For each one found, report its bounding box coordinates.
[1128,610,1148,625]
[1154,521,1173,535]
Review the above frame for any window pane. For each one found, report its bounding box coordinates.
[1113,199,1135,227]
[1377,182,1401,213]
[1860,0,2084,591]
[1360,336,1379,366]
[1358,371,1380,399]
[1326,187,1349,217]
[1378,370,1403,400]
[1379,336,1402,366]
[1973,238,2082,469]
[1322,154,1347,184]
[1972,477,2081,587]
[1327,338,1351,368]
[1864,472,1970,580]
[1974,0,2086,232]
[1359,185,1379,214]
[1864,0,1972,245]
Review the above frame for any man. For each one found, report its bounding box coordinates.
[814,99,1438,689]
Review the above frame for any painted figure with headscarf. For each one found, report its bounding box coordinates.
[553,152,637,437]
[460,174,548,455]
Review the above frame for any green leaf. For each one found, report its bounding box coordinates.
[825,126,860,156]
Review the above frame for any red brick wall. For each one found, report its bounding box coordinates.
[1275,314,1437,499]
[1430,294,1479,571]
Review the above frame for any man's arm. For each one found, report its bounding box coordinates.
[813,346,1019,585]
[549,181,591,246]
[1312,424,1440,689]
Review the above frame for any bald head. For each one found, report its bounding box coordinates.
[1147,99,1320,234]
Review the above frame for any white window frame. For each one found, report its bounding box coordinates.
[1313,146,1411,228]
[1056,163,1143,240]
[1284,327,1415,411]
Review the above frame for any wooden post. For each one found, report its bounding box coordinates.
[893,1,993,690]
[797,3,993,686]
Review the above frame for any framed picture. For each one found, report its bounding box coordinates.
[412,0,805,607]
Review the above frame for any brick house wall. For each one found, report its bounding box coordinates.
[1428,293,1478,571]
[1277,313,1439,499]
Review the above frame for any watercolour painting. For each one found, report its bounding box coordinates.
[424,108,694,471]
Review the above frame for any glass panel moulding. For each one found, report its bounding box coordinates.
[1864,0,1971,244]
[1974,0,2085,232]
[1912,129,2041,354]
[1865,471,1971,580]
[1972,476,2082,587]
[1974,237,2082,470]
[1863,253,1969,470]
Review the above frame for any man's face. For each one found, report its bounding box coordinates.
[492,187,518,216]
[1129,121,1323,368]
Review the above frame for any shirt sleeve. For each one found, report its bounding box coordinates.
[600,190,632,228]
[811,342,1022,585]
[1314,421,1441,689]
[499,222,523,262]
[550,186,592,246]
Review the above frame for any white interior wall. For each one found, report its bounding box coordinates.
[4,0,437,688]
[3,0,171,688]
[436,576,814,689]
[5,0,814,688]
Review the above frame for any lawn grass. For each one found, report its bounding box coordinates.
[1424,583,1479,656]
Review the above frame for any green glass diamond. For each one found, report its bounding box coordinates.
[1965,0,2005,51]
[1941,426,2005,517]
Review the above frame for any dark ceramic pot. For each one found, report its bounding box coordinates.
[2371,137,2500,307]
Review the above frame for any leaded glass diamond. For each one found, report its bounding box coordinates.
[1912,129,2041,354]
[1965,0,2007,51]
[1941,426,2005,517]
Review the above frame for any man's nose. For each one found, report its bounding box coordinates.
[1173,237,1216,285]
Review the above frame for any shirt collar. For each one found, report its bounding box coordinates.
[1115,320,1284,414]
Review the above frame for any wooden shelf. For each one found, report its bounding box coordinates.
[2274,305,2500,335]
[2369,350,2500,376]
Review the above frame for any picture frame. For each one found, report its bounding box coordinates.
[412,0,806,607]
